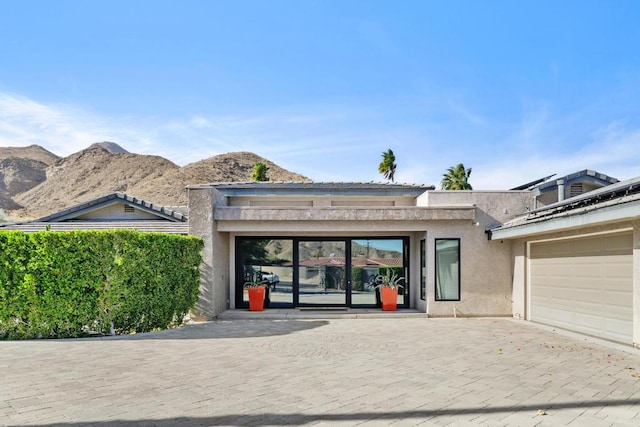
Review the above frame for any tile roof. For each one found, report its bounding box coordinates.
[0,221,189,234]
[0,193,189,234]
[36,192,187,222]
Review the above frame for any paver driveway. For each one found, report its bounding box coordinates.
[2,317,640,426]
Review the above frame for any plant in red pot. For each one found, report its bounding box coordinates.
[373,271,404,311]
[244,278,267,311]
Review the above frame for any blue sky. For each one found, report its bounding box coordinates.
[1,1,639,189]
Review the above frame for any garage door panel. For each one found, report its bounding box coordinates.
[605,233,633,252]
[530,240,572,257]
[605,260,632,278]
[603,305,633,324]
[574,263,602,278]
[574,312,604,332]
[536,307,573,327]
[530,232,633,344]
[605,279,632,293]
[531,286,571,301]
[574,236,604,255]
[605,290,633,308]
[576,278,605,291]
[573,289,602,304]
[606,318,633,336]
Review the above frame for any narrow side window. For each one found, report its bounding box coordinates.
[420,239,426,301]
[435,239,460,301]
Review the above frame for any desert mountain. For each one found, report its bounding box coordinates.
[91,141,129,153]
[127,151,309,206]
[0,145,61,211]
[0,144,60,165]
[2,144,308,219]
[12,145,178,218]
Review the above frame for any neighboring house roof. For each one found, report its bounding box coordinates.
[0,193,189,234]
[37,192,187,222]
[189,181,434,197]
[488,174,640,239]
[0,221,189,234]
[509,174,556,190]
[532,169,618,195]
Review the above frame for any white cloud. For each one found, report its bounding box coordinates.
[1,92,638,189]
[0,93,156,158]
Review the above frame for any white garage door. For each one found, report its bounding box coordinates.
[529,231,633,344]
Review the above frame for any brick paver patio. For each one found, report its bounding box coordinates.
[2,317,640,426]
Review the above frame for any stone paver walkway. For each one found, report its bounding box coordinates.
[2,317,640,426]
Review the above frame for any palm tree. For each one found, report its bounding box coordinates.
[378,149,397,182]
[441,163,473,190]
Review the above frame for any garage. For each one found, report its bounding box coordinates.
[529,231,633,344]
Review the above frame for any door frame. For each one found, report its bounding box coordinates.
[235,236,410,309]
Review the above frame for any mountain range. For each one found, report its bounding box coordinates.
[0,142,309,220]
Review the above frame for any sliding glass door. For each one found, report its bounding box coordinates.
[236,236,409,309]
[297,240,347,306]
[351,239,406,307]
[236,238,293,308]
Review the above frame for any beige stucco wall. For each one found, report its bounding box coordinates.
[424,221,514,317]
[420,191,532,228]
[188,187,230,320]
[188,186,536,318]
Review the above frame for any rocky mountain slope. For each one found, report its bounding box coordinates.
[1,143,308,219]
[0,145,61,211]
[127,151,308,207]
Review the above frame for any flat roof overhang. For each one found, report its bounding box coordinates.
[488,197,640,240]
[213,206,475,232]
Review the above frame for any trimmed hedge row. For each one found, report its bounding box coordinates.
[0,230,203,340]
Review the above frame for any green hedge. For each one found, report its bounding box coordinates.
[0,230,203,340]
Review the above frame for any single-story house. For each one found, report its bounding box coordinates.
[0,192,188,234]
[186,170,640,348]
[186,181,532,317]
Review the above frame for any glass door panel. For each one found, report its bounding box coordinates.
[351,239,406,307]
[238,238,293,307]
[298,240,347,305]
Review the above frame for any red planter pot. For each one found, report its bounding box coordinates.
[247,286,265,311]
[380,286,398,311]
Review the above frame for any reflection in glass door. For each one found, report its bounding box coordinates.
[236,236,409,309]
[237,238,293,307]
[298,240,347,305]
[351,239,406,307]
